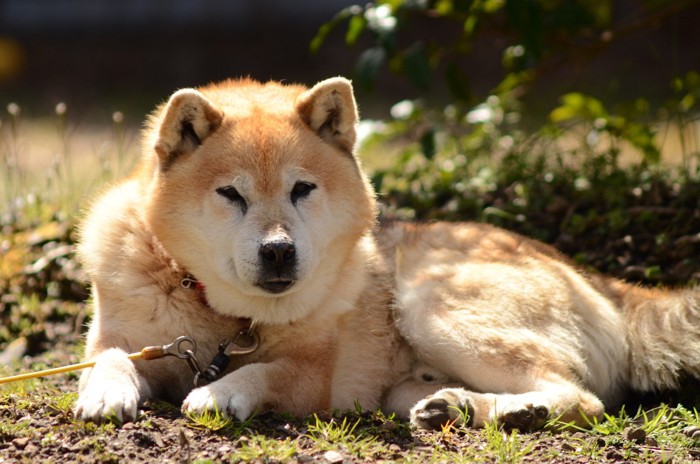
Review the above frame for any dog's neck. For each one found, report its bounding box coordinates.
[179,273,254,331]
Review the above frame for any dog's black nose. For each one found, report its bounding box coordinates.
[259,240,296,266]
[258,239,297,294]
[258,237,297,293]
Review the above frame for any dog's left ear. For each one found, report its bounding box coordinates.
[154,89,224,168]
[296,77,358,154]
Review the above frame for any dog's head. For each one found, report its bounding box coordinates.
[143,77,377,324]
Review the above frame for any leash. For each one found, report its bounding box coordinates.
[0,332,259,386]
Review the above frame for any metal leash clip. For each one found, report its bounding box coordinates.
[194,329,260,386]
[155,336,207,383]
[224,328,260,355]
[150,333,260,387]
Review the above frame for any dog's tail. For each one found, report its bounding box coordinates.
[604,278,700,391]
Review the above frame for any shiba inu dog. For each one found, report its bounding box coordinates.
[75,77,700,431]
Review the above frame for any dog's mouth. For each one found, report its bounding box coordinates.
[258,278,295,294]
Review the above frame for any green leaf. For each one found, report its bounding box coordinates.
[483,0,505,13]
[420,128,436,160]
[623,122,660,164]
[310,5,363,54]
[435,0,454,15]
[345,15,367,45]
[464,15,479,35]
[644,265,661,280]
[549,92,607,123]
[679,93,696,113]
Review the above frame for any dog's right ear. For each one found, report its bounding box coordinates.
[153,89,224,168]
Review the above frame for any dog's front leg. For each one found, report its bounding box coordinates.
[75,348,152,422]
[182,357,330,420]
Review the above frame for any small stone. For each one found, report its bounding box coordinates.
[560,442,576,452]
[379,420,397,432]
[623,426,646,444]
[23,443,39,456]
[12,437,30,449]
[121,422,136,430]
[323,450,344,463]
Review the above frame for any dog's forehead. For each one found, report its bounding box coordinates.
[203,115,317,195]
[201,80,304,116]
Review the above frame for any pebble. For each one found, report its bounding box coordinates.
[622,426,646,444]
[379,420,397,432]
[11,437,30,449]
[323,450,344,463]
[682,425,700,439]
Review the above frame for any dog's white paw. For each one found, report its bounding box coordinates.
[182,383,255,421]
[74,348,146,423]
[75,378,140,423]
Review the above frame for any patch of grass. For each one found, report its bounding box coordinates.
[184,405,236,432]
[234,435,298,462]
[0,408,32,438]
[305,413,391,459]
[43,390,77,416]
[548,403,700,462]
[482,421,536,463]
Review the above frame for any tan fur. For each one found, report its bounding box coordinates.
[76,77,700,430]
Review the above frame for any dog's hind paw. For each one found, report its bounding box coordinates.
[410,388,474,430]
[499,403,549,431]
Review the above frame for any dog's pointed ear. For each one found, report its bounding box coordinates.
[153,89,224,167]
[296,77,358,154]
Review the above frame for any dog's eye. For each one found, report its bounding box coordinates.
[216,186,248,213]
[290,182,317,205]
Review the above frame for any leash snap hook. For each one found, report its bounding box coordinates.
[159,336,208,386]
[224,329,260,355]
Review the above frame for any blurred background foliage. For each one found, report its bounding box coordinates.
[313,0,700,286]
